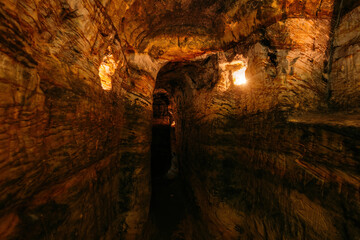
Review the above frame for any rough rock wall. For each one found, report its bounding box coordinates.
[1,0,359,239]
[159,21,360,238]
[0,1,159,239]
[330,5,360,111]
[180,109,360,239]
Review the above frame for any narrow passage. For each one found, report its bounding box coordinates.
[147,125,186,240]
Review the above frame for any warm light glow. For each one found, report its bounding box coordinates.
[233,68,247,85]
[99,54,118,90]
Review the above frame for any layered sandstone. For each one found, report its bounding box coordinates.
[0,1,158,239]
[158,52,359,239]
[0,0,359,239]
[330,4,360,111]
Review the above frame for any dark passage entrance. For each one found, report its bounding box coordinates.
[146,124,211,240]
[143,90,210,240]
[145,91,187,239]
[151,125,172,179]
[148,123,186,239]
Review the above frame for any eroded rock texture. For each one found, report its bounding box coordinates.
[330,3,360,110]
[0,1,158,239]
[0,0,359,239]
[159,55,359,239]
[155,2,360,236]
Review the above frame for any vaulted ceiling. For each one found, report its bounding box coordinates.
[115,0,336,60]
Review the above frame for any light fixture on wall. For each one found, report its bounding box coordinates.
[99,51,118,91]
[233,67,247,85]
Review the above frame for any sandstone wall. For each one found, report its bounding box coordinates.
[160,29,359,239]
[1,0,359,239]
[178,106,360,239]
[0,1,157,239]
[330,5,360,111]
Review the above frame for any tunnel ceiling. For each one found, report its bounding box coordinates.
[155,54,220,93]
[118,0,336,61]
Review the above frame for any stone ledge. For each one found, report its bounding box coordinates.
[288,112,360,128]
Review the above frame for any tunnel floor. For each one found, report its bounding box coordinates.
[143,125,211,240]
[145,167,212,240]
[147,124,186,239]
[147,177,187,240]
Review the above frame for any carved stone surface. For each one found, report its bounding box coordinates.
[330,6,360,111]
[160,53,359,239]
[0,0,359,239]
[0,1,155,239]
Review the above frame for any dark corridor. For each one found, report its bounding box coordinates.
[144,91,211,240]
[146,124,211,240]
[151,125,172,179]
[146,124,186,240]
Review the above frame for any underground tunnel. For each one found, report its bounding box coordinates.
[0,0,360,239]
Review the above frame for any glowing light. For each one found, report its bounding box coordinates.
[233,68,247,85]
[99,54,118,91]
